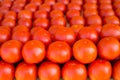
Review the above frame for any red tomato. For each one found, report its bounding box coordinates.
[13,25,29,32]
[25,3,37,12]
[38,61,60,80]
[0,61,15,80]
[13,0,26,8]
[103,16,120,25]
[71,0,83,5]
[100,9,115,17]
[66,10,80,21]
[52,2,66,13]
[11,5,23,13]
[84,9,98,18]
[2,18,15,28]
[15,62,37,80]
[70,16,85,26]
[34,10,48,19]
[116,8,120,18]
[89,24,102,34]
[73,39,97,64]
[31,28,51,46]
[22,40,46,64]
[18,10,32,19]
[85,0,97,3]
[113,2,120,9]
[51,16,66,26]
[0,6,9,14]
[78,27,98,43]
[50,10,64,19]
[99,3,112,10]
[0,13,3,21]
[84,3,97,10]
[113,61,120,80]
[67,3,81,11]
[57,0,69,5]
[100,24,120,40]
[47,41,71,63]
[31,27,44,35]
[18,18,32,29]
[34,18,49,29]
[88,59,112,80]
[98,37,120,60]
[1,40,22,63]
[44,0,56,6]
[1,0,12,8]
[5,11,16,20]
[54,27,76,45]
[62,60,87,80]
[99,0,111,4]
[39,4,51,12]
[30,0,42,6]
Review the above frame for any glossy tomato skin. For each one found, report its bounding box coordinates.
[1,40,22,63]
[5,11,17,20]
[89,24,102,34]
[99,3,112,10]
[85,0,97,3]
[99,0,111,4]
[98,37,120,60]
[34,10,48,19]
[0,61,15,80]
[67,3,81,11]
[57,0,69,5]
[78,27,99,43]
[38,61,60,80]
[84,3,97,10]
[22,40,46,64]
[30,0,42,6]
[13,25,29,32]
[44,0,56,6]
[73,39,97,64]
[25,3,37,12]
[71,0,83,5]
[39,4,51,12]
[88,59,112,80]
[62,60,87,80]
[2,18,15,28]
[113,61,120,80]
[50,10,63,19]
[84,9,98,18]
[47,41,71,63]
[18,10,32,19]
[15,62,37,80]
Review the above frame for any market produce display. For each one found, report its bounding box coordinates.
[0,0,120,80]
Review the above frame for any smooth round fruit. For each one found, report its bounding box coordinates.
[18,10,32,19]
[89,24,102,34]
[84,3,97,10]
[39,4,51,12]
[99,3,112,10]
[13,25,29,32]
[57,0,69,5]
[2,18,15,28]
[71,0,83,5]
[100,9,115,17]
[5,11,16,20]
[50,10,63,19]
[84,9,98,18]
[34,10,48,19]
[25,3,37,12]
[67,3,81,11]
[44,0,56,6]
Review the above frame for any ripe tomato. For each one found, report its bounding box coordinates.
[31,27,44,35]
[84,9,98,18]
[84,3,97,10]
[22,40,46,64]
[18,10,32,19]
[88,59,112,80]
[51,16,66,26]
[5,11,16,20]
[78,27,98,43]
[103,16,120,25]
[0,61,15,80]
[99,0,111,4]
[89,24,102,34]
[57,0,69,5]
[100,24,120,40]
[50,10,63,19]
[73,39,97,64]
[15,62,37,80]
[38,61,60,80]
[85,0,97,3]
[113,61,120,80]
[47,41,71,63]
[34,10,48,19]
[11,5,22,13]
[67,3,81,11]
[100,9,115,17]
[34,18,49,29]
[25,3,37,12]
[113,2,120,9]
[13,0,26,8]
[70,16,85,26]
[30,0,42,6]
[1,40,22,63]
[62,60,87,80]
[13,25,29,32]
[99,3,112,10]
[44,0,56,6]
[1,0,12,8]
[116,8,120,18]
[39,4,51,12]
[86,15,102,25]
[54,27,76,45]
[2,18,15,28]
[70,25,83,35]
[71,0,83,5]
[98,37,120,60]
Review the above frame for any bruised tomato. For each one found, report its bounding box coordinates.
[39,4,51,12]
[22,40,46,64]
[50,10,64,19]
[34,10,48,19]
[67,3,81,11]
[98,37,120,60]
[18,10,32,19]
[38,61,60,80]
[15,62,37,80]
[47,41,71,63]
[73,39,97,64]
[88,59,112,80]
[1,40,22,63]
[62,60,87,80]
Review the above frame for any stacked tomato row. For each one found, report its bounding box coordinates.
[0,0,120,80]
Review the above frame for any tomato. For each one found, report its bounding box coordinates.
[78,27,98,43]
[86,15,102,25]
[13,25,29,32]
[11,5,23,13]
[13,0,26,8]
[2,18,15,28]
[18,18,32,29]
[0,26,11,32]
[25,3,37,12]
[31,27,44,35]
[71,0,83,5]
[62,60,87,80]
[67,3,81,11]
[100,24,120,40]
[0,13,3,21]
[51,16,66,26]
[0,28,10,44]
[84,3,97,10]
[100,9,115,17]
[47,41,71,63]
[99,3,112,10]
[103,16,120,25]
[50,10,63,19]
[84,9,98,18]
[57,0,69,5]
[39,4,51,12]
[99,0,111,4]
[34,18,49,29]
[54,27,76,45]
[70,16,85,26]
[5,11,16,20]
[0,61,15,80]
[66,10,80,21]
[30,0,42,6]
[34,10,48,19]
[1,0,12,8]
[38,61,60,80]
[18,10,32,19]
[85,0,97,3]
[73,39,97,64]
[1,40,22,63]
[113,2,120,9]
[15,62,37,80]
[22,40,45,64]
[0,6,9,14]
[44,0,56,6]
[89,24,102,34]
[98,37,120,60]
[113,61,120,80]
[88,59,112,80]
[31,28,51,46]
[53,2,66,13]
[116,8,120,18]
